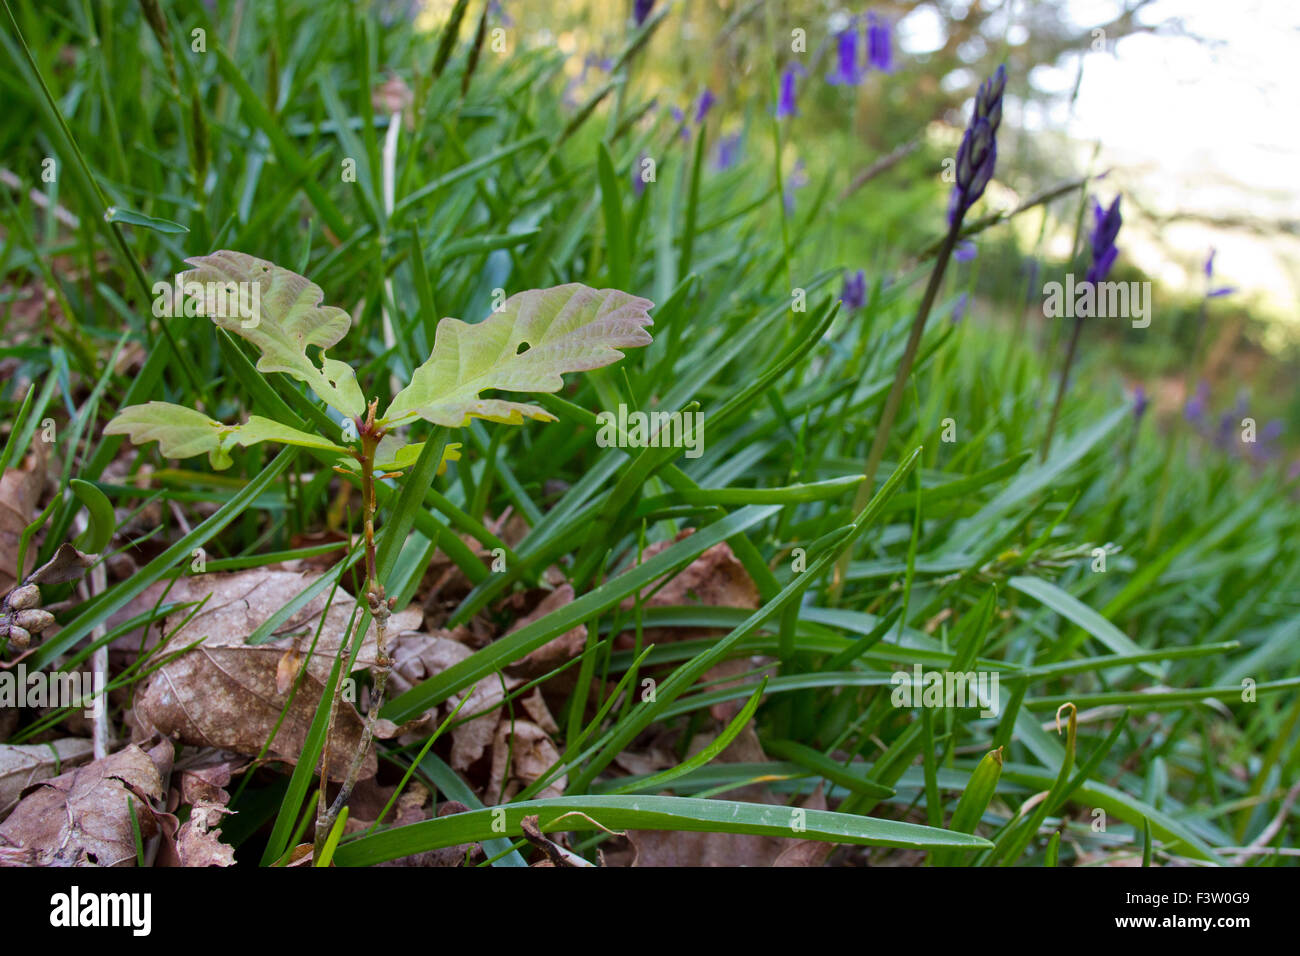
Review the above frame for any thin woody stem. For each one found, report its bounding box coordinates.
[315,399,393,858]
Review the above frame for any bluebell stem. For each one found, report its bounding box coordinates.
[835,65,1007,599]
[841,269,867,312]
[951,291,968,324]
[1042,191,1122,460]
[634,0,654,27]
[867,12,893,72]
[783,159,808,213]
[776,63,803,119]
[826,22,865,86]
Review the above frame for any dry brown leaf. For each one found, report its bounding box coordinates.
[0,743,164,866]
[388,630,522,770]
[0,444,48,594]
[503,584,588,681]
[488,719,565,803]
[628,728,836,867]
[615,535,760,649]
[132,570,419,780]
[0,738,96,819]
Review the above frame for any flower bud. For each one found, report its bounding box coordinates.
[14,609,55,634]
[6,584,40,611]
[6,626,30,650]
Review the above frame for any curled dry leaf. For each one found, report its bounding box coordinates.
[159,752,244,867]
[615,535,760,648]
[487,719,565,803]
[132,570,419,781]
[387,630,522,770]
[0,743,164,866]
[503,584,588,682]
[0,737,95,819]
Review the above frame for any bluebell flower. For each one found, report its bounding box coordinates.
[694,89,716,124]
[1185,381,1209,424]
[488,0,514,27]
[776,64,804,119]
[826,23,865,86]
[632,151,649,197]
[1085,196,1122,285]
[634,0,655,27]
[947,65,1005,225]
[1205,247,1236,298]
[714,132,743,170]
[954,240,977,262]
[1133,384,1149,420]
[841,269,867,311]
[867,12,893,72]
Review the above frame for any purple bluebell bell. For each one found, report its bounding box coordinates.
[634,0,654,27]
[1185,382,1209,424]
[1205,247,1236,298]
[954,240,977,262]
[1085,196,1122,285]
[947,65,1005,226]
[776,64,803,119]
[867,13,893,72]
[841,269,867,311]
[1133,384,1149,420]
[694,89,716,124]
[826,22,865,86]
[632,151,649,196]
[714,133,742,170]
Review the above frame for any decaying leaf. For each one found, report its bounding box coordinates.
[0,743,164,866]
[487,719,565,803]
[616,535,760,648]
[0,444,48,593]
[381,284,653,428]
[387,630,522,770]
[0,737,96,819]
[503,584,588,681]
[154,751,245,868]
[132,570,419,780]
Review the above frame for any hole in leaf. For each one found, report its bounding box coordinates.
[516,342,529,354]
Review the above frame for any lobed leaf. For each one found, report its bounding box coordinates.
[178,251,365,417]
[381,284,653,428]
[105,401,346,470]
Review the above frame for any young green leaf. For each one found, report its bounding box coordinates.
[381,284,653,428]
[105,401,348,470]
[179,251,366,417]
